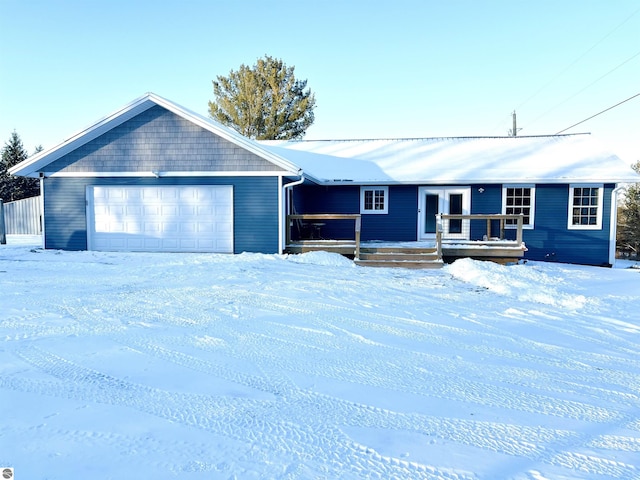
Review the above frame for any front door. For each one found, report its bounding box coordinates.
[418,187,470,240]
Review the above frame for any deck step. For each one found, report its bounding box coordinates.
[358,252,440,261]
[360,247,438,254]
[355,259,444,269]
[356,246,443,269]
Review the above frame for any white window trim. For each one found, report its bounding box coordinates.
[360,186,389,214]
[567,184,603,230]
[502,184,536,229]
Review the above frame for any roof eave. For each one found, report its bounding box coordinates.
[9,93,302,177]
[310,177,640,186]
[9,94,159,177]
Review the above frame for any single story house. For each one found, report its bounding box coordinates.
[10,93,640,266]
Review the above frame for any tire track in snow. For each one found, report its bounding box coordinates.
[4,346,476,480]
[102,284,629,478]
[110,282,640,400]
[109,332,640,478]
[7,269,638,478]
[204,284,640,377]
[0,423,263,478]
[171,286,626,425]
[227,329,622,423]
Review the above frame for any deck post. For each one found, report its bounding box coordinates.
[285,214,291,247]
[436,214,443,260]
[354,215,361,259]
[486,218,491,239]
[516,214,523,245]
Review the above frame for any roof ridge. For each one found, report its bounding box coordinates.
[294,133,591,143]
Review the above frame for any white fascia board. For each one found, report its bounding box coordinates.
[45,171,294,178]
[318,176,640,186]
[9,95,158,178]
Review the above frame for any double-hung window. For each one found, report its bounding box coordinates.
[502,185,535,229]
[568,184,603,229]
[360,186,388,214]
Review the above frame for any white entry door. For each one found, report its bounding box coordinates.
[87,185,233,252]
[418,187,470,240]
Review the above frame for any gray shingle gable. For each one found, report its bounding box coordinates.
[46,105,285,173]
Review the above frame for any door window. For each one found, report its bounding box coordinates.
[418,187,470,240]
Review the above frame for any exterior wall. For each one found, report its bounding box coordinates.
[45,105,284,174]
[297,182,614,266]
[470,185,507,240]
[523,184,613,266]
[469,183,612,265]
[43,176,279,254]
[294,184,417,241]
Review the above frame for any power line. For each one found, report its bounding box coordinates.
[555,91,640,134]
[528,48,640,129]
[516,5,640,113]
[493,5,640,136]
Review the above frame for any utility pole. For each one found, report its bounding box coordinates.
[509,111,521,137]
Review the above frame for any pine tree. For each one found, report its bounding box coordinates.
[209,55,316,140]
[0,131,40,202]
[618,161,640,258]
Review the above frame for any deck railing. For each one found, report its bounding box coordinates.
[285,213,524,262]
[438,213,524,246]
[286,214,362,258]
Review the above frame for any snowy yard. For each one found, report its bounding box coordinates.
[1,236,640,480]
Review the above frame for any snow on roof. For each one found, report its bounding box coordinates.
[261,135,640,185]
[10,92,638,186]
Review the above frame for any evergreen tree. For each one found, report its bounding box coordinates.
[618,160,640,258]
[209,55,316,140]
[0,131,40,202]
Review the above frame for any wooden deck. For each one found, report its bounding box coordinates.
[285,213,527,268]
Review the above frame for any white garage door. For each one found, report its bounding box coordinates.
[87,186,233,252]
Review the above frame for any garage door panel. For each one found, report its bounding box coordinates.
[89,186,233,252]
[180,205,197,215]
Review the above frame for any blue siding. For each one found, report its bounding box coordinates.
[296,182,614,265]
[46,106,283,173]
[43,178,88,250]
[523,184,612,266]
[470,185,508,240]
[294,184,418,241]
[472,183,613,265]
[43,176,279,254]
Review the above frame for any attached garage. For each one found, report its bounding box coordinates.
[6,93,302,254]
[87,185,233,252]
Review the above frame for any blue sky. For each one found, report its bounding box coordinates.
[1,0,638,163]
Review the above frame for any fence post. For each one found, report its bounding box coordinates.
[0,199,6,245]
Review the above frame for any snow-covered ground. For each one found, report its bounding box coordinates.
[1,235,640,480]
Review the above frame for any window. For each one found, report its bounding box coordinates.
[360,186,388,214]
[502,185,535,229]
[568,184,603,229]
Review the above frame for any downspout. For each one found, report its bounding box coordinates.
[609,184,624,266]
[39,172,45,249]
[280,170,305,253]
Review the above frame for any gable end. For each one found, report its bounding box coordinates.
[45,105,285,174]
